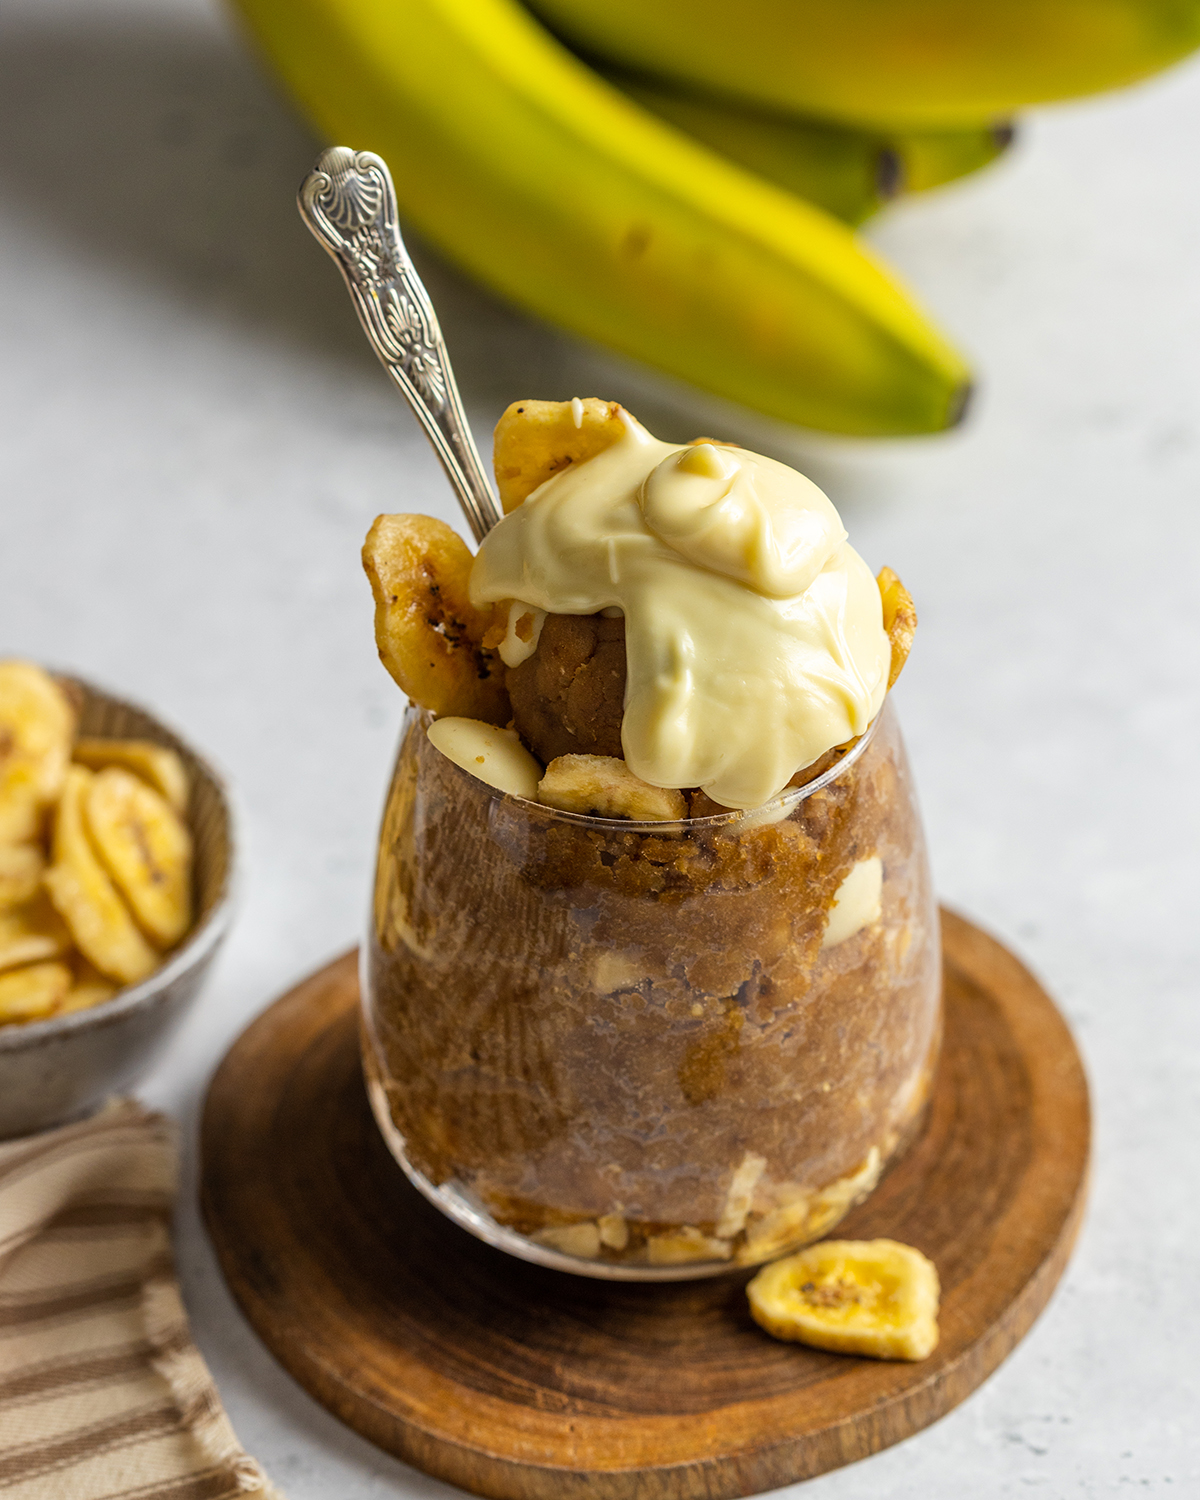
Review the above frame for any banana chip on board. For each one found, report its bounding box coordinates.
[73,737,189,814]
[0,661,76,843]
[85,768,192,949]
[493,398,630,512]
[363,513,509,723]
[0,844,44,912]
[0,961,72,1025]
[43,767,158,986]
[877,568,917,689]
[747,1237,939,1361]
[0,892,72,972]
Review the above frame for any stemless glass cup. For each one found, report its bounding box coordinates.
[361,700,940,1281]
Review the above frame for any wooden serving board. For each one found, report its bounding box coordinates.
[200,909,1089,1500]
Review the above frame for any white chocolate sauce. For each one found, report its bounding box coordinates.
[471,415,889,809]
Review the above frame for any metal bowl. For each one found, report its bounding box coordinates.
[0,674,235,1137]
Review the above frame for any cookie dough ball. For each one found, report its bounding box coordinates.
[507,613,626,762]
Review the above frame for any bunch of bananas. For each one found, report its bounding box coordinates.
[231,0,1200,434]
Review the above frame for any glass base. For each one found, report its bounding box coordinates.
[363,1068,744,1282]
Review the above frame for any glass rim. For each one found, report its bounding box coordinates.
[411,702,884,833]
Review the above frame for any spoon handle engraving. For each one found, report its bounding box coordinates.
[298,147,502,543]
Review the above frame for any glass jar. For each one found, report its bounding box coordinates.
[362,700,940,1281]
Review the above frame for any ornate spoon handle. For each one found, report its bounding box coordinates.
[298,148,502,543]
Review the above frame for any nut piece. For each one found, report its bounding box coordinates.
[0,893,72,972]
[747,1238,940,1361]
[0,844,45,913]
[537,755,687,821]
[363,513,509,723]
[877,568,917,689]
[426,717,542,800]
[43,767,158,986]
[73,737,189,813]
[493,398,630,512]
[0,661,76,843]
[822,856,883,949]
[86,768,193,949]
[0,961,73,1024]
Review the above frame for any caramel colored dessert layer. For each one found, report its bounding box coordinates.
[364,702,940,1268]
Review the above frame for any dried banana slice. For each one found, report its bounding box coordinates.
[537,755,687,821]
[0,660,75,843]
[73,737,189,813]
[747,1238,940,1361]
[0,893,72,972]
[59,958,118,1016]
[43,767,158,986]
[0,844,44,912]
[363,514,509,722]
[0,962,72,1025]
[85,768,192,949]
[493,398,630,512]
[877,568,917,689]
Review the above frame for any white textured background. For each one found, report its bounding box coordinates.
[2,0,1198,1492]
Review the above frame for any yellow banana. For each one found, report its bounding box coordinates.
[614,77,1013,225]
[229,0,969,434]
[530,0,1200,129]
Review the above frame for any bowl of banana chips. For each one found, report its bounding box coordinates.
[0,661,234,1136]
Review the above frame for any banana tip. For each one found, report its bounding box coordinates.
[948,380,974,429]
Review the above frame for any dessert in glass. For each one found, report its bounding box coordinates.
[360,400,940,1279]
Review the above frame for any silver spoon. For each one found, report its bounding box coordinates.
[297,147,503,544]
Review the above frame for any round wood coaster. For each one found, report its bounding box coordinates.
[200,909,1089,1500]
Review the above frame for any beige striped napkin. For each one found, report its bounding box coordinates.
[0,1100,281,1500]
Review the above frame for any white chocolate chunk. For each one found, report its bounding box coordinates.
[427,718,542,800]
[822,856,883,949]
[597,1213,629,1250]
[498,599,547,668]
[646,1226,733,1264]
[716,1151,767,1239]
[535,1221,602,1258]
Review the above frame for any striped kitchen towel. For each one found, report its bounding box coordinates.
[0,1099,281,1499]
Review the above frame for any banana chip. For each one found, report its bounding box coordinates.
[537,755,687,821]
[493,398,630,512]
[363,514,510,723]
[73,737,189,814]
[747,1238,940,1361]
[59,957,119,1016]
[0,893,72,972]
[43,767,159,986]
[0,844,44,912]
[0,661,75,843]
[0,961,72,1025]
[85,768,192,949]
[877,568,917,689]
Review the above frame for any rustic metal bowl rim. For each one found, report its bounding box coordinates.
[0,671,238,1052]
